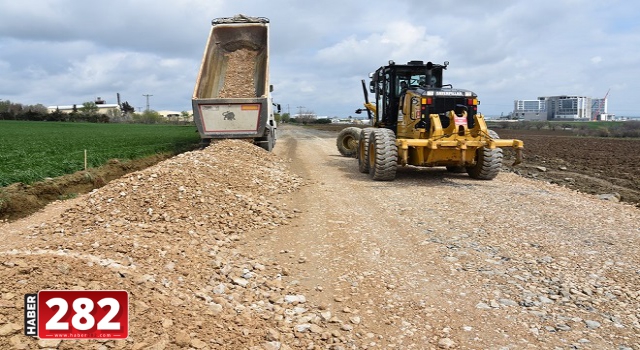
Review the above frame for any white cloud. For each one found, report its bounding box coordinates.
[0,0,640,116]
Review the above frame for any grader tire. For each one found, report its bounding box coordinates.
[368,128,397,181]
[466,129,503,180]
[358,128,375,173]
[336,127,361,157]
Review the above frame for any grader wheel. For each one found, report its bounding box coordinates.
[466,129,503,180]
[358,128,375,173]
[336,127,361,157]
[368,128,397,181]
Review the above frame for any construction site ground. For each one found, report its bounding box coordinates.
[0,124,638,350]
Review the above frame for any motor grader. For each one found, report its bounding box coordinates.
[336,60,523,181]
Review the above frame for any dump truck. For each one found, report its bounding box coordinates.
[192,14,278,151]
[337,60,523,180]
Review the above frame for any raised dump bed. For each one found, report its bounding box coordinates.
[192,15,276,151]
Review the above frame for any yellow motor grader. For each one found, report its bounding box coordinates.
[336,60,523,181]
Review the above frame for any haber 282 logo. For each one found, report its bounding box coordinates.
[24,290,129,339]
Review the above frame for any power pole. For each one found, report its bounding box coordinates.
[142,94,153,112]
[297,106,305,118]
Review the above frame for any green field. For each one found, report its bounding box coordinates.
[0,121,201,186]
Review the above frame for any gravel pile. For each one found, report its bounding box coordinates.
[219,49,257,98]
[0,140,360,349]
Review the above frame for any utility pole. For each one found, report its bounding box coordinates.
[296,105,305,118]
[142,94,153,112]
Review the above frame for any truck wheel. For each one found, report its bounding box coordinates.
[258,128,275,152]
[358,128,375,173]
[368,128,397,181]
[466,129,503,180]
[336,127,361,157]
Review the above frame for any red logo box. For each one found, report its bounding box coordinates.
[37,290,128,339]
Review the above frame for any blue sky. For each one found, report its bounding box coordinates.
[1,0,639,117]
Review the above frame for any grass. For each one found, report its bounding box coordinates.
[0,121,201,186]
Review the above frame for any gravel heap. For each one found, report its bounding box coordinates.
[219,49,257,98]
[0,140,359,349]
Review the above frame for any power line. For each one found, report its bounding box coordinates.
[142,94,153,111]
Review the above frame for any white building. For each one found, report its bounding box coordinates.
[513,95,604,121]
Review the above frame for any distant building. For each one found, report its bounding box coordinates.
[513,95,607,121]
[157,110,191,121]
[47,97,120,115]
[512,98,546,121]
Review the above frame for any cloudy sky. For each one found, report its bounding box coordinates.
[1,0,639,117]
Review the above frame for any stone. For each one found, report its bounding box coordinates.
[596,193,620,202]
[191,339,208,349]
[585,320,601,329]
[499,298,518,306]
[0,323,19,336]
[476,302,491,309]
[174,330,191,347]
[38,339,62,348]
[438,337,456,349]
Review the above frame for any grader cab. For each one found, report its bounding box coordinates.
[337,60,523,180]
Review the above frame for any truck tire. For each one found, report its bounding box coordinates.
[257,127,276,152]
[358,128,375,173]
[466,129,503,180]
[336,127,361,157]
[368,128,397,181]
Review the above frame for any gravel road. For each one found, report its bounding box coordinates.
[0,125,638,350]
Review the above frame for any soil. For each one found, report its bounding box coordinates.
[0,125,638,349]
[496,129,640,207]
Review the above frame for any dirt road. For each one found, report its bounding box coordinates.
[248,125,640,349]
[0,125,638,349]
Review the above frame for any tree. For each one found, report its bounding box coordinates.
[106,108,124,122]
[80,102,99,116]
[280,112,290,123]
[121,101,135,116]
[133,110,164,124]
[180,110,192,124]
[47,108,67,122]
[296,110,317,125]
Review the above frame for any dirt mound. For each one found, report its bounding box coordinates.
[0,140,359,349]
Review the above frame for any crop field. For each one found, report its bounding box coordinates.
[0,121,200,186]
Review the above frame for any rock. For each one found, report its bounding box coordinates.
[38,339,62,348]
[475,302,491,309]
[266,328,281,341]
[438,337,456,349]
[341,324,353,331]
[309,324,323,333]
[263,342,282,350]
[174,330,191,347]
[499,298,518,306]
[535,166,547,172]
[232,277,249,287]
[596,193,620,202]
[585,320,601,329]
[0,323,19,336]
[295,324,312,333]
[539,296,554,304]
[191,339,208,349]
